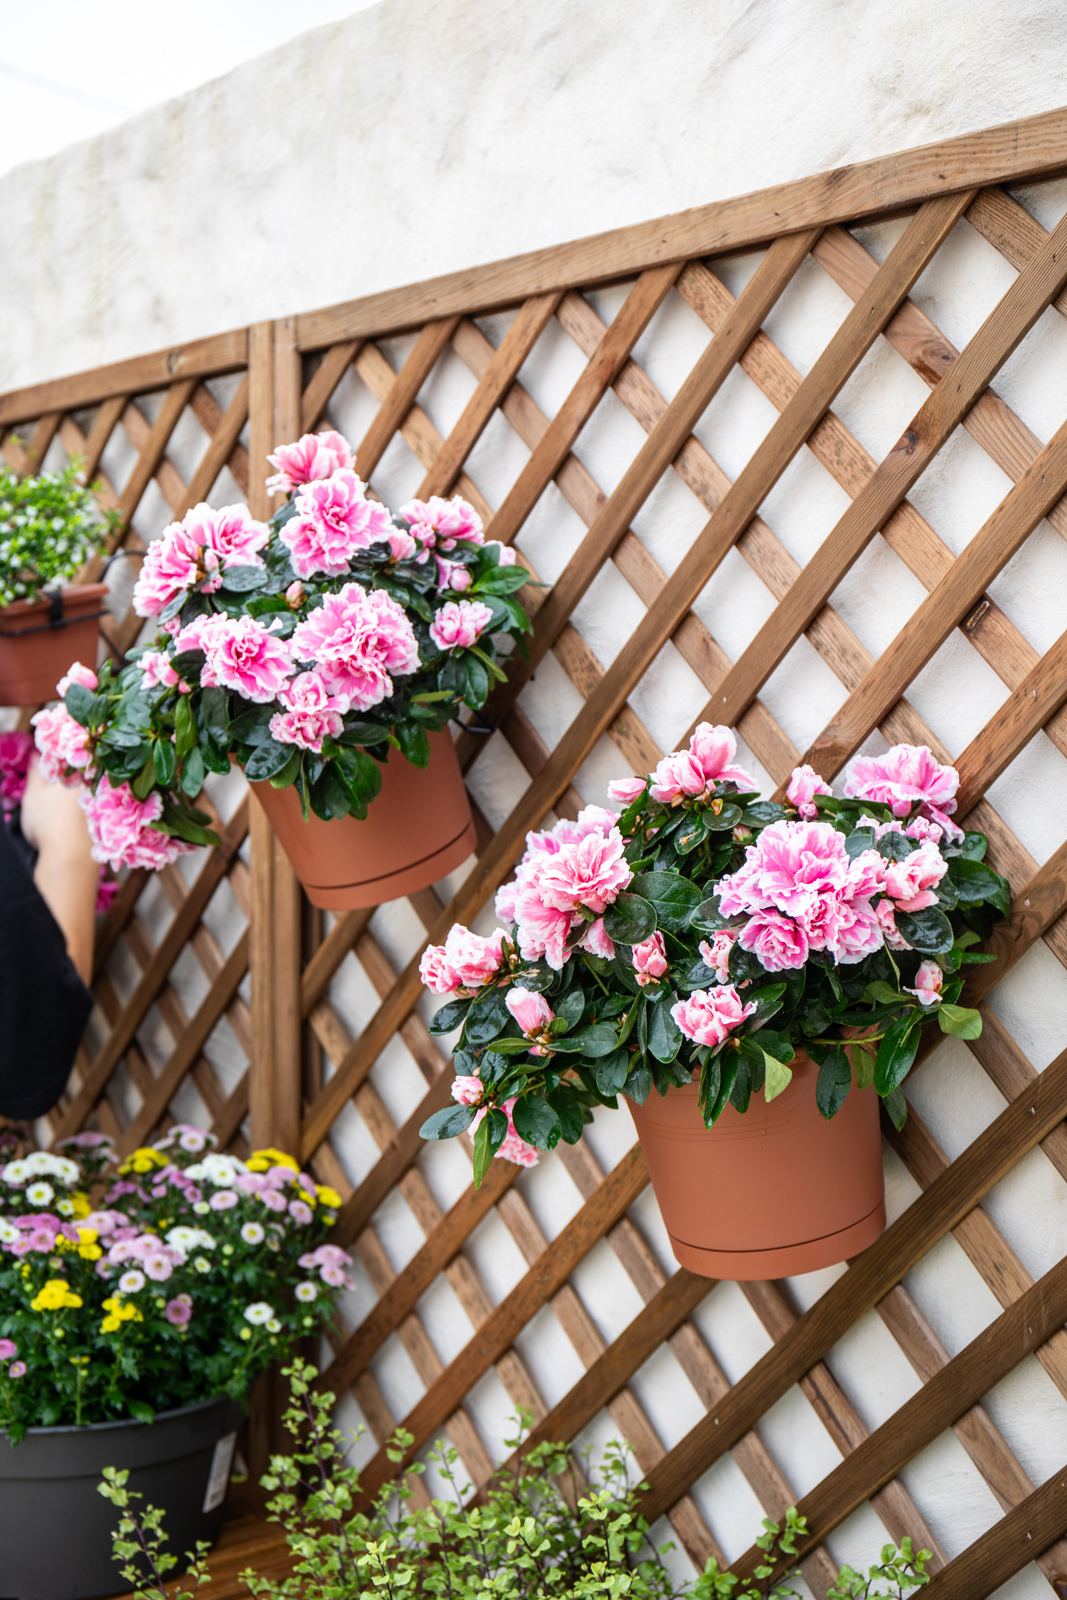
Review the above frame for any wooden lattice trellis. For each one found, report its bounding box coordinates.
[4,108,1067,1599]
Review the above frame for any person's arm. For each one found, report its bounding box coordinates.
[19,757,99,985]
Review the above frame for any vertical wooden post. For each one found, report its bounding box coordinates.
[247,321,276,1154]
[271,317,304,1158]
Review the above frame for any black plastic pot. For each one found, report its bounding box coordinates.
[0,1394,244,1600]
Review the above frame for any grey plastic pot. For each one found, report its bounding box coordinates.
[0,1394,244,1600]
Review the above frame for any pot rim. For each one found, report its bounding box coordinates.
[9,1391,234,1440]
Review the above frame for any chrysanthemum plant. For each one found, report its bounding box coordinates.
[0,458,115,609]
[34,431,531,868]
[0,1128,355,1439]
[419,734,1009,1181]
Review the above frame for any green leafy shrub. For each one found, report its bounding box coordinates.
[0,459,113,608]
[102,1359,931,1599]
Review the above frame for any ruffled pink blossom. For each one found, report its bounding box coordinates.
[56,662,98,697]
[429,599,494,651]
[138,650,182,690]
[844,744,961,838]
[382,528,418,562]
[200,615,293,703]
[80,777,193,871]
[32,703,93,784]
[182,503,269,570]
[875,899,911,950]
[631,932,668,986]
[435,556,473,592]
[419,926,506,995]
[266,431,354,496]
[606,776,648,805]
[0,730,33,815]
[165,1295,193,1326]
[882,840,948,913]
[787,764,833,820]
[291,584,419,710]
[133,525,219,617]
[718,819,851,920]
[400,495,484,553]
[670,986,756,1049]
[282,470,391,578]
[269,671,346,752]
[699,931,736,984]
[451,1075,484,1107]
[500,810,632,971]
[648,724,756,804]
[577,917,615,959]
[907,960,944,1006]
[505,987,555,1052]
[512,894,576,969]
[532,828,631,916]
[737,909,809,971]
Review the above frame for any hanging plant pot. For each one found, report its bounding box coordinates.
[249,728,476,909]
[0,1393,243,1600]
[627,1053,886,1280]
[0,584,108,707]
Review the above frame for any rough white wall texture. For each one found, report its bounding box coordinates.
[7,6,1067,1599]
[4,0,1067,388]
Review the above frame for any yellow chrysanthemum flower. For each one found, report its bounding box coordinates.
[100,1315,122,1334]
[246,1147,300,1174]
[70,1192,92,1219]
[315,1186,341,1209]
[118,1147,169,1176]
[30,1278,82,1311]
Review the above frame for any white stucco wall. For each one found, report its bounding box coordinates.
[6,7,1067,1599]
[3,0,1067,390]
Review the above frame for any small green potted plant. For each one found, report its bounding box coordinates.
[0,1127,355,1600]
[103,1358,932,1600]
[0,458,112,706]
[35,430,533,908]
[418,733,1008,1280]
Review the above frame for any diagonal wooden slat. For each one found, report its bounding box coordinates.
[353,315,461,481]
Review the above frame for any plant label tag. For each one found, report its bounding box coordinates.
[202,1431,237,1513]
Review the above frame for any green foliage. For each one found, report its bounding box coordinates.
[104,1361,931,1600]
[0,459,114,608]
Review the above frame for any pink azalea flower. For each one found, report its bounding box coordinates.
[31,703,93,784]
[718,819,850,919]
[435,556,472,592]
[738,908,809,971]
[882,840,948,913]
[419,945,460,995]
[606,776,648,805]
[786,763,833,820]
[182,503,269,569]
[138,650,182,690]
[429,599,494,651]
[400,495,484,552]
[907,960,944,1006]
[670,986,757,1048]
[266,431,354,496]
[451,1075,484,1107]
[291,584,419,709]
[511,890,575,970]
[269,670,346,752]
[875,899,912,950]
[282,470,391,578]
[0,729,33,815]
[699,931,737,984]
[577,917,615,959]
[631,932,668,986]
[382,528,418,562]
[133,524,220,617]
[649,724,756,804]
[80,777,194,871]
[201,615,294,703]
[505,985,554,1036]
[844,744,961,838]
[164,1296,193,1326]
[534,828,632,916]
[426,926,507,996]
[56,661,98,697]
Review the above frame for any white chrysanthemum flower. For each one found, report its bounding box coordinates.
[295,1281,318,1303]
[196,1153,247,1187]
[166,1226,216,1256]
[193,1256,212,1274]
[56,1198,75,1217]
[243,1302,274,1325]
[266,1318,281,1333]
[0,1219,18,1243]
[119,1270,145,1294]
[1,1159,28,1184]
[193,1202,211,1215]
[20,1152,79,1184]
[26,1182,54,1206]
[240,1222,265,1245]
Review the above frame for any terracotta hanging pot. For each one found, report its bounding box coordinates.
[248,728,476,909]
[0,583,108,707]
[627,1052,885,1279]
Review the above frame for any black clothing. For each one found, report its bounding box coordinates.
[0,816,93,1118]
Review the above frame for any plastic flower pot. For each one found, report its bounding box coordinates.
[0,1393,243,1600]
[248,728,476,908]
[0,584,108,707]
[627,1052,886,1279]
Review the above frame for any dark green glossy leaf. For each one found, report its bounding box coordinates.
[815,1049,852,1119]
[895,905,954,954]
[219,564,268,593]
[553,1022,618,1058]
[629,872,703,933]
[595,1048,631,1096]
[602,892,657,945]
[647,997,682,1063]
[244,737,294,782]
[428,998,472,1036]
[512,1093,561,1151]
[201,686,230,743]
[420,1103,478,1140]
[152,738,176,786]
[874,1015,921,1097]
[547,1087,585,1144]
